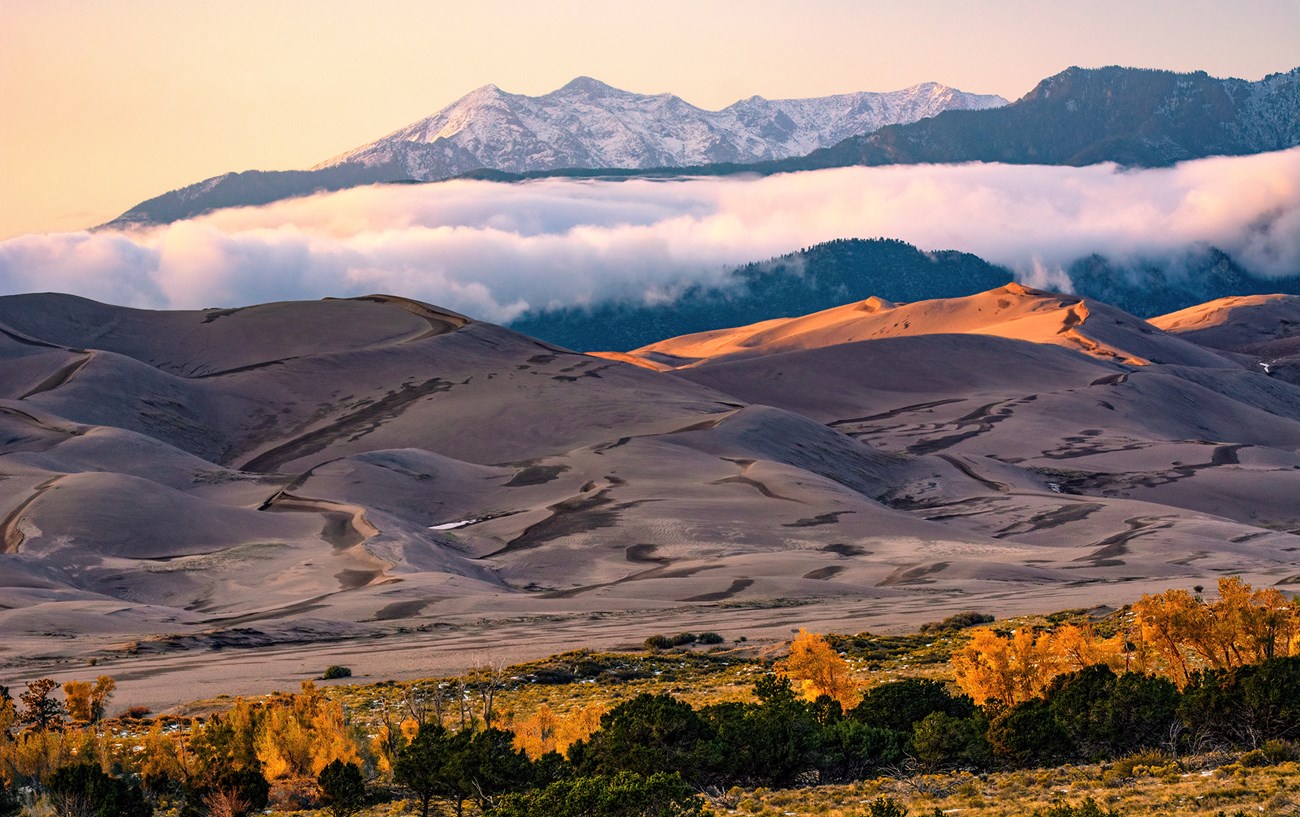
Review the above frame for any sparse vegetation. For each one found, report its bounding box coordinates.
[321,665,353,680]
[3,579,1299,815]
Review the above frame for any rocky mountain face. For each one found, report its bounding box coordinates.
[107,78,1004,226]
[794,65,1300,169]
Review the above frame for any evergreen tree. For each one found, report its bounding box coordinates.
[393,723,458,817]
[46,764,152,817]
[317,760,367,817]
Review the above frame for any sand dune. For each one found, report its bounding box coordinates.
[2,288,1299,710]
[1152,294,1300,386]
[602,283,1236,370]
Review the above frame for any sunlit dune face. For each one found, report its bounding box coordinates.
[1,149,1298,320]
[614,282,1237,367]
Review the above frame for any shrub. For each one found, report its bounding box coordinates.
[119,705,153,720]
[696,632,725,645]
[644,635,673,651]
[700,679,826,787]
[574,694,713,782]
[1046,666,1179,758]
[1259,739,1298,763]
[318,760,367,817]
[911,711,991,769]
[864,795,909,817]
[322,665,353,680]
[47,763,152,817]
[1239,748,1270,767]
[644,633,699,651]
[849,679,974,733]
[919,612,995,633]
[1180,656,1300,748]
[0,777,18,817]
[1239,740,1297,767]
[988,699,1071,767]
[189,767,270,817]
[489,771,705,817]
[1109,749,1176,779]
[817,719,906,781]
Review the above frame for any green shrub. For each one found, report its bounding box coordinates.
[644,633,700,650]
[988,699,1071,767]
[322,665,352,680]
[919,611,994,633]
[0,776,19,817]
[318,760,367,817]
[911,711,991,769]
[863,795,908,817]
[1109,749,1175,778]
[696,632,725,645]
[47,763,152,817]
[489,771,704,817]
[849,678,974,733]
[1237,741,1295,767]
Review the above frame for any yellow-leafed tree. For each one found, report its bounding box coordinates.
[1051,624,1125,674]
[776,629,861,709]
[511,702,606,759]
[953,628,1059,707]
[512,704,560,759]
[254,681,362,780]
[63,676,115,724]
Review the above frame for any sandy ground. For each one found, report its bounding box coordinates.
[0,577,1229,713]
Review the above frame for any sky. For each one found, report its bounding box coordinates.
[1,0,1298,239]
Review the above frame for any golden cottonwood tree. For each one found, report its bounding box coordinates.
[63,676,116,724]
[776,629,861,709]
[510,702,606,759]
[957,577,1299,704]
[1131,577,1299,685]
[255,681,363,780]
[952,628,1057,706]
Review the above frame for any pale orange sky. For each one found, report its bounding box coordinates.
[1,0,1297,239]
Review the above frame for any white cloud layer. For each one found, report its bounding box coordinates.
[3,149,1299,322]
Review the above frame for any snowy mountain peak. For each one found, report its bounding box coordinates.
[315,77,1009,179]
[556,76,621,96]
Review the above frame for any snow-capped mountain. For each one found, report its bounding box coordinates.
[315,76,1008,179]
[107,77,1005,226]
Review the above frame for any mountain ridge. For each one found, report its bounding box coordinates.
[315,76,1006,176]
[780,64,1300,169]
[106,78,1004,227]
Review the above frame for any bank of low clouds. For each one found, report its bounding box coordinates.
[3,149,1298,321]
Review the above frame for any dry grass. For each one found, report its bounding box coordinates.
[718,758,1300,816]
